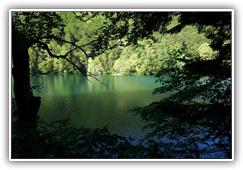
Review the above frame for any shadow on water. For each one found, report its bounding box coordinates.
[38,90,171,140]
[13,74,172,140]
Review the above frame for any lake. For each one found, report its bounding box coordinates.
[13,74,171,140]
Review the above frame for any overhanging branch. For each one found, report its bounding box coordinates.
[47,35,118,59]
[37,41,110,91]
[44,36,90,58]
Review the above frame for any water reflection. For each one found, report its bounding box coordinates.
[15,75,170,139]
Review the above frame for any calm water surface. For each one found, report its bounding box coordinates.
[14,74,171,140]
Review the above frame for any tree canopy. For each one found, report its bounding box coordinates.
[26,12,212,76]
[130,12,232,158]
[11,11,232,159]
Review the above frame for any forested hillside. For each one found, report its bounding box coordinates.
[29,13,215,75]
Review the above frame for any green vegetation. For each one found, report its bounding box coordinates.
[11,11,232,158]
[12,119,140,158]
[130,12,232,158]
[28,13,212,75]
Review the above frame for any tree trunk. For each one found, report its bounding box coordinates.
[12,28,41,130]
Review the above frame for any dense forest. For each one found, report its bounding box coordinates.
[11,11,232,159]
[28,13,214,75]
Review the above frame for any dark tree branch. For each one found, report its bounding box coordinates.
[38,41,89,77]
[37,41,110,91]
[47,35,118,59]
[44,36,90,58]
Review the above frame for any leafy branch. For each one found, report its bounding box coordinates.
[37,39,110,91]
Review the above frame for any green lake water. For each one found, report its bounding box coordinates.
[12,74,171,140]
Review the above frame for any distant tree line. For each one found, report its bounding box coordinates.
[29,13,215,75]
